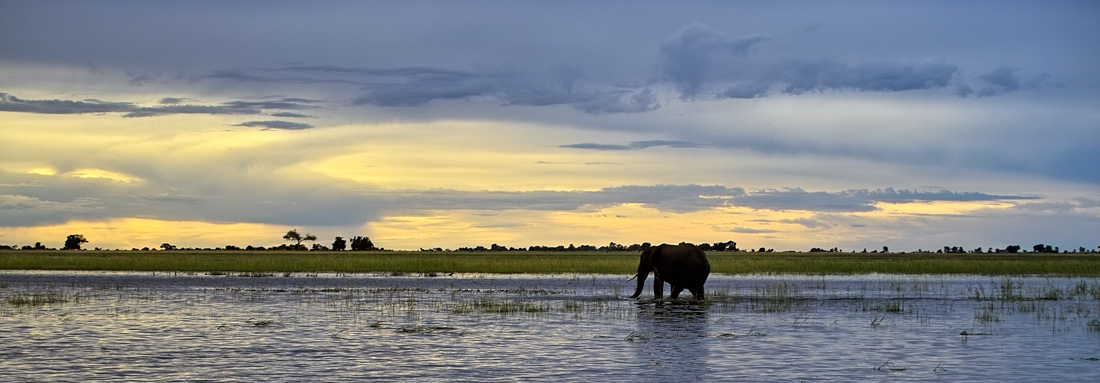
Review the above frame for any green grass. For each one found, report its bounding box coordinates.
[2,250,1100,276]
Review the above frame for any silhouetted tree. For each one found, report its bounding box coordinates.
[349,236,375,251]
[711,241,737,251]
[332,236,347,251]
[1005,245,1021,253]
[160,243,176,251]
[64,234,87,250]
[283,229,317,249]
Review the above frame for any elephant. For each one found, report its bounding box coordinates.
[628,243,710,300]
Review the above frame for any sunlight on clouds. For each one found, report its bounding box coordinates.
[28,167,56,176]
[65,168,142,183]
[871,200,1016,217]
[308,121,644,191]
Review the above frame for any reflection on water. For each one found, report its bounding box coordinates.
[1,271,1099,382]
[632,302,710,380]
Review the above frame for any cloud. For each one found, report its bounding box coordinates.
[960,66,1056,97]
[270,112,312,118]
[122,105,260,118]
[715,58,962,99]
[384,185,1031,217]
[223,99,319,110]
[0,93,316,118]
[779,218,832,229]
[561,88,660,114]
[389,184,744,214]
[233,120,314,130]
[0,168,383,228]
[159,97,189,104]
[660,23,770,99]
[559,140,702,151]
[656,24,973,100]
[777,58,958,95]
[732,188,1034,212]
[0,93,134,114]
[729,227,779,234]
[206,65,660,114]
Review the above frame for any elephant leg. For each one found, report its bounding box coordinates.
[653,278,664,300]
[669,285,685,299]
[689,286,706,300]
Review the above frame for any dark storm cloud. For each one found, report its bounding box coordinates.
[233,120,314,130]
[560,140,702,151]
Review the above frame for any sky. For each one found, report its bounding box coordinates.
[1,1,1098,252]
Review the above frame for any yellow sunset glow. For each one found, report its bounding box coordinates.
[0,218,294,250]
[870,201,1015,217]
[65,168,142,183]
[28,167,56,176]
[368,203,836,251]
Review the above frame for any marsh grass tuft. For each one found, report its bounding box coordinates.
[625,330,651,342]
[246,317,280,327]
[7,293,68,306]
[1087,319,1100,333]
[395,324,463,335]
[452,298,549,314]
[975,304,1000,323]
[749,281,802,312]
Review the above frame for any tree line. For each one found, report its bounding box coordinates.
[1,232,1097,254]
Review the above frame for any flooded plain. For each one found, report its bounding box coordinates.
[1,271,1099,382]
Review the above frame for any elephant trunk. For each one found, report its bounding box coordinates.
[630,268,648,298]
[630,273,647,298]
[630,248,654,298]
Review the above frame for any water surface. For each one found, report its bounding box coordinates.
[2,271,1098,381]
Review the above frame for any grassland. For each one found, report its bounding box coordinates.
[2,250,1100,276]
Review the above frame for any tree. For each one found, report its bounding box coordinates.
[160,243,177,251]
[282,229,317,249]
[349,236,375,251]
[64,234,88,250]
[332,236,347,251]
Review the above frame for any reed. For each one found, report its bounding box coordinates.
[2,250,1099,276]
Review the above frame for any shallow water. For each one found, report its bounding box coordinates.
[1,271,1098,382]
